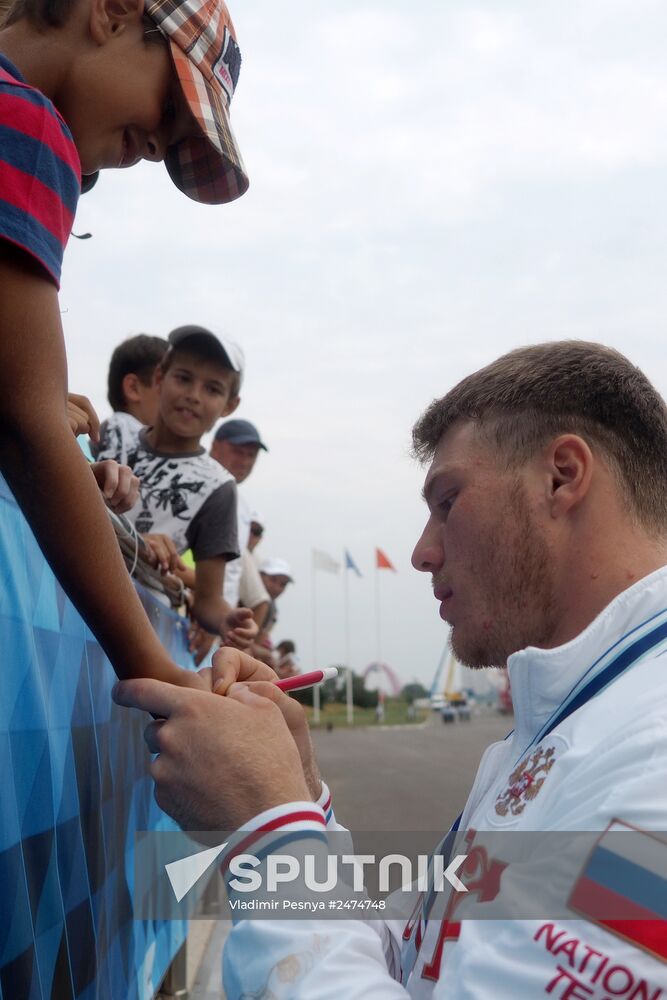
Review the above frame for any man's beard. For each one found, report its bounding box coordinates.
[451,481,556,669]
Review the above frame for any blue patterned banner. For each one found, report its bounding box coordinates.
[0,477,193,1000]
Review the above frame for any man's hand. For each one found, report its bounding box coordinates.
[206,649,322,800]
[209,646,277,694]
[142,533,186,574]
[90,459,139,513]
[112,679,310,831]
[231,681,322,800]
[223,607,259,650]
[67,393,100,443]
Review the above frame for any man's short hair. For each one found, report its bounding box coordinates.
[107,334,168,412]
[412,340,667,534]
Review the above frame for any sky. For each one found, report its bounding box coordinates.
[61,0,667,689]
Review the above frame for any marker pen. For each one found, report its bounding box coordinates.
[274,667,339,693]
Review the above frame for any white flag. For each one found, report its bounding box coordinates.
[312,548,340,574]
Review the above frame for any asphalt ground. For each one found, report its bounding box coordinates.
[312,709,511,832]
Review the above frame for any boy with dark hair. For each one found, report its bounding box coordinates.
[96,325,257,649]
[107,333,168,421]
[0,0,248,685]
[92,333,168,460]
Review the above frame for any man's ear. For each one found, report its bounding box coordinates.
[544,434,594,520]
[223,395,241,418]
[88,0,143,45]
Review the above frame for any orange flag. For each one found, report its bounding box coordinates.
[375,547,396,571]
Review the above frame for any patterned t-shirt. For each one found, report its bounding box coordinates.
[92,411,144,460]
[0,54,81,287]
[96,417,240,563]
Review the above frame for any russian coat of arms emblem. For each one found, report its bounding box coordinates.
[494,744,558,817]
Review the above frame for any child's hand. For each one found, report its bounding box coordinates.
[67,393,100,443]
[222,606,259,650]
[188,621,218,666]
[142,533,186,574]
[90,459,139,513]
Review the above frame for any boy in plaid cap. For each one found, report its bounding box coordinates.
[0,0,247,687]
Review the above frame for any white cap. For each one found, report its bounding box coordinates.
[260,558,293,581]
[168,325,245,387]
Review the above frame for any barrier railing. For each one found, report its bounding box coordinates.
[108,509,185,610]
[0,477,196,999]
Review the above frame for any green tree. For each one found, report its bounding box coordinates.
[401,682,429,704]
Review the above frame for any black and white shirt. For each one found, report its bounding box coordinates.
[96,415,239,562]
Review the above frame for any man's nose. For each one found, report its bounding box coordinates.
[411,521,444,573]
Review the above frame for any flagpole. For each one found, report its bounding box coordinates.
[344,552,354,724]
[375,555,381,664]
[311,554,320,724]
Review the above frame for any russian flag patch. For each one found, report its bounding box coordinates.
[568,819,667,962]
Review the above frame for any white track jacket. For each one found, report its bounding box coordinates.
[223,566,667,999]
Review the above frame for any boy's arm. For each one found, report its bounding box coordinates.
[0,246,199,687]
[190,556,230,632]
[192,557,258,648]
[251,600,269,628]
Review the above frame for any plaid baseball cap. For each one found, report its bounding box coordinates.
[145,0,249,204]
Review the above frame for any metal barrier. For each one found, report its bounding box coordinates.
[108,509,185,610]
[0,477,200,999]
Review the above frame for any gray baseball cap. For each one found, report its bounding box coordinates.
[214,419,267,450]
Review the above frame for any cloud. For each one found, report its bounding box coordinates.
[60,0,667,685]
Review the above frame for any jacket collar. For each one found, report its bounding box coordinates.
[506,564,667,750]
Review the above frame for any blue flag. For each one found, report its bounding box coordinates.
[345,550,362,577]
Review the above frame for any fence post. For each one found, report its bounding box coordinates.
[156,941,188,999]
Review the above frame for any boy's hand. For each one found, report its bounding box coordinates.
[188,621,218,665]
[90,460,139,513]
[222,607,259,650]
[171,666,211,691]
[67,393,100,443]
[142,533,186,574]
[113,679,310,831]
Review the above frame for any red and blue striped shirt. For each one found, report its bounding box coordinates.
[0,54,81,288]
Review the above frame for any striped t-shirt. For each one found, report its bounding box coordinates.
[0,53,81,287]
